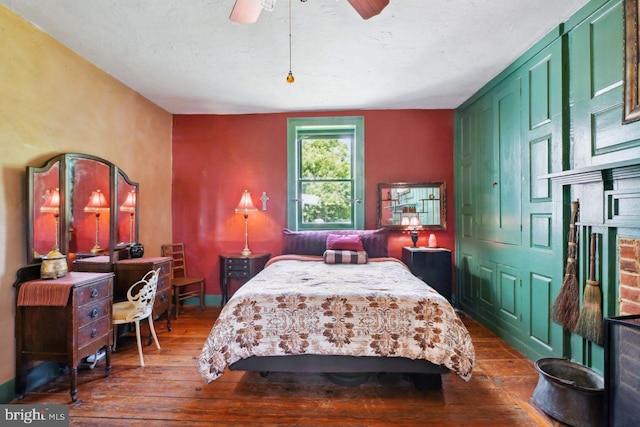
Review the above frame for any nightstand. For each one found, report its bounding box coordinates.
[219,252,270,306]
[402,247,452,302]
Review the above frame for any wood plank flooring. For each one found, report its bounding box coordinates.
[11,307,563,426]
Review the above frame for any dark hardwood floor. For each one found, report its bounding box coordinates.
[11,307,563,426]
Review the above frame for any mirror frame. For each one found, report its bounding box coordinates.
[377,182,447,230]
[27,153,139,265]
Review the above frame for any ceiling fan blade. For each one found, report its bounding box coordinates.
[230,0,263,24]
[347,0,390,20]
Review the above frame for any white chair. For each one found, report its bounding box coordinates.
[112,268,161,366]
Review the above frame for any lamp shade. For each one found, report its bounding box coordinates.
[84,190,109,213]
[41,188,60,214]
[235,190,258,214]
[120,190,136,212]
[409,215,421,228]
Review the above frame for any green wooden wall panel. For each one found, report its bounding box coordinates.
[454,1,640,374]
[530,273,553,347]
[530,136,551,200]
[478,260,496,311]
[529,58,551,129]
[498,266,520,322]
[590,4,622,97]
[495,79,523,246]
[455,32,564,363]
[461,163,473,209]
[458,253,476,310]
[531,214,552,249]
[476,101,496,242]
[570,0,640,167]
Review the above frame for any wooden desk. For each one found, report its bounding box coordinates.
[14,268,114,402]
[219,252,270,306]
[114,257,173,331]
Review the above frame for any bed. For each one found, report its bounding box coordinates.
[198,229,475,389]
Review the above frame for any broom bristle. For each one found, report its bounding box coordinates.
[551,274,580,331]
[551,256,579,331]
[574,280,603,346]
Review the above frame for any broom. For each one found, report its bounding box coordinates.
[574,232,604,346]
[551,201,580,331]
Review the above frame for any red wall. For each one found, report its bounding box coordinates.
[172,109,454,298]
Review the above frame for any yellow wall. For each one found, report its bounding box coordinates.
[0,5,173,393]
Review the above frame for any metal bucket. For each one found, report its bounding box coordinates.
[533,358,604,427]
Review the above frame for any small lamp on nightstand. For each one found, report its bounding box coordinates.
[235,190,258,256]
[402,214,422,247]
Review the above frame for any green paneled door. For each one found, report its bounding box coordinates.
[477,77,522,245]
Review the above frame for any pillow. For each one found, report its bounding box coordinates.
[326,234,364,251]
[323,250,368,264]
[282,228,389,258]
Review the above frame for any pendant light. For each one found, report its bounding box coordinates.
[286,0,295,84]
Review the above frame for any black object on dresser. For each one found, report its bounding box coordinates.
[14,266,114,402]
[219,252,270,306]
[402,247,452,302]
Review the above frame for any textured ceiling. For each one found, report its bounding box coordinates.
[1,0,590,114]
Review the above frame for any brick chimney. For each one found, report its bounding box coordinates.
[619,238,640,315]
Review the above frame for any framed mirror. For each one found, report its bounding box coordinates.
[116,170,138,247]
[70,156,111,257]
[29,158,61,260]
[377,182,446,230]
[27,153,139,266]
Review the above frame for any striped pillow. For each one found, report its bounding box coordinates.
[323,250,368,264]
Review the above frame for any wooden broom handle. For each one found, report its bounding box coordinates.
[570,201,578,218]
[589,233,596,282]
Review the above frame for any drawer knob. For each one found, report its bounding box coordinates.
[90,328,98,338]
[160,294,167,302]
[90,308,100,318]
[91,289,99,298]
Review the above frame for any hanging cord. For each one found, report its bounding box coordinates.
[286,0,295,83]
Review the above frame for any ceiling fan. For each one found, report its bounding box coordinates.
[230,0,390,24]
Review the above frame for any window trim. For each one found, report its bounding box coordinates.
[287,116,365,230]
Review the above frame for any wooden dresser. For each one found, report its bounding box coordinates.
[114,257,173,331]
[15,268,114,402]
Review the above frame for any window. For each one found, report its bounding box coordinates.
[287,116,364,230]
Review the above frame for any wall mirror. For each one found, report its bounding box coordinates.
[377,182,446,230]
[27,153,139,265]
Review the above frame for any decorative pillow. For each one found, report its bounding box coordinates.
[326,234,364,251]
[323,250,368,264]
[282,228,389,258]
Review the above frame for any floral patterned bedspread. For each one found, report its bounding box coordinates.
[198,256,475,383]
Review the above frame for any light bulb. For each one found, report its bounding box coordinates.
[286,71,295,84]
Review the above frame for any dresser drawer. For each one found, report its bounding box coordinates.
[75,278,112,306]
[226,258,250,270]
[157,275,170,292]
[156,261,171,277]
[228,270,250,278]
[77,298,111,326]
[77,317,111,350]
[153,289,171,314]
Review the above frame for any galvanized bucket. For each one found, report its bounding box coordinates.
[533,358,604,427]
